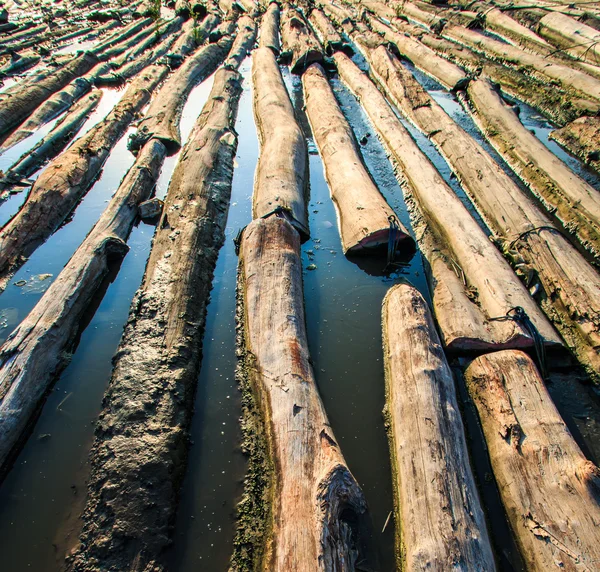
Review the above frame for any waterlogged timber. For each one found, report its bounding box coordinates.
[538,11,600,64]
[465,351,600,570]
[303,63,414,256]
[551,115,600,175]
[382,284,495,570]
[258,1,280,53]
[309,8,345,55]
[280,5,323,73]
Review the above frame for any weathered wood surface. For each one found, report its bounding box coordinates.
[235,215,368,571]
[280,5,323,74]
[303,63,414,255]
[382,283,495,570]
[259,1,280,54]
[465,78,600,262]
[538,11,600,64]
[69,63,245,572]
[90,16,152,55]
[0,138,166,480]
[167,11,220,65]
[334,51,560,351]
[252,46,309,237]
[309,8,345,55]
[551,115,600,174]
[464,350,600,570]
[0,65,168,293]
[224,15,256,69]
[482,7,553,52]
[367,45,600,379]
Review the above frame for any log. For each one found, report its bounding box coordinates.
[280,5,323,74]
[97,21,157,62]
[0,138,166,480]
[538,11,600,65]
[69,64,245,572]
[252,46,309,237]
[303,63,414,256]
[0,65,168,294]
[0,50,98,141]
[309,8,345,55]
[334,50,559,351]
[465,78,600,262]
[167,12,220,65]
[482,7,552,53]
[259,1,280,54]
[0,90,102,199]
[0,51,40,78]
[91,17,153,55]
[464,350,600,570]
[175,0,190,18]
[367,45,600,380]
[382,283,495,570]
[224,15,256,69]
[550,115,600,175]
[129,22,237,153]
[233,215,368,570]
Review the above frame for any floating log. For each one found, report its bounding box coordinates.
[538,11,600,64]
[308,8,345,55]
[303,63,414,256]
[550,115,600,174]
[481,7,553,53]
[91,17,152,55]
[465,78,600,262]
[464,350,600,570]
[224,15,256,68]
[280,5,323,74]
[233,215,368,570]
[0,65,168,293]
[167,12,220,65]
[259,1,280,54]
[252,46,309,237]
[97,20,157,62]
[367,45,600,380]
[334,50,559,351]
[0,51,40,78]
[382,283,495,569]
[70,63,246,572]
[0,138,166,480]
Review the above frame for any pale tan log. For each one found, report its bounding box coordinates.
[550,115,600,174]
[309,8,345,55]
[70,65,246,572]
[303,63,414,255]
[168,12,220,64]
[382,283,495,570]
[334,51,559,351]
[0,139,166,478]
[236,215,368,571]
[465,78,600,261]
[464,350,600,571]
[259,1,280,53]
[367,45,600,380]
[539,11,600,65]
[224,16,257,69]
[483,7,552,52]
[0,65,169,294]
[280,5,323,74]
[252,46,309,237]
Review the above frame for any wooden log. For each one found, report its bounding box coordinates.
[97,21,157,62]
[280,5,323,74]
[175,0,191,18]
[69,64,245,572]
[0,50,98,141]
[465,78,600,262]
[91,17,152,55]
[0,65,168,294]
[481,7,553,53]
[367,45,600,380]
[0,90,102,199]
[0,51,40,78]
[129,21,236,153]
[464,350,600,570]
[259,1,280,54]
[0,138,166,480]
[382,283,495,569]
[303,62,414,256]
[167,12,220,65]
[224,15,256,69]
[252,46,309,237]
[233,215,368,570]
[334,50,559,351]
[309,8,345,55]
[538,11,600,65]
[550,115,600,175]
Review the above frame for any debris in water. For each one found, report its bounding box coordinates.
[307,264,317,271]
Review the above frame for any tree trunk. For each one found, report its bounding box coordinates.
[538,11,600,64]
[382,283,496,570]
[550,115,600,175]
[259,1,280,54]
[309,8,345,55]
[334,50,559,351]
[233,215,368,571]
[167,12,220,66]
[303,63,414,256]
[0,138,166,480]
[280,5,323,74]
[252,46,309,237]
[90,16,153,55]
[464,350,600,571]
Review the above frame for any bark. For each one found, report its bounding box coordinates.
[167,12,220,65]
[0,50,99,141]
[334,51,559,351]
[482,7,552,53]
[233,215,368,571]
[0,52,40,79]
[0,65,168,293]
[0,138,166,480]
[259,1,280,54]
[538,11,600,64]
[464,350,600,571]
[90,17,153,55]
[367,45,600,381]
[175,0,191,18]
[309,8,345,55]
[303,63,414,256]
[252,46,309,237]
[382,283,495,570]
[96,21,156,62]
[280,5,323,74]
[224,15,256,69]
[69,65,244,572]
[550,115,600,174]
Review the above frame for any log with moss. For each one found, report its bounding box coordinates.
[550,115,600,175]
[280,5,323,74]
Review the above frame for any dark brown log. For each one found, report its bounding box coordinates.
[280,5,323,74]
[550,115,600,175]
